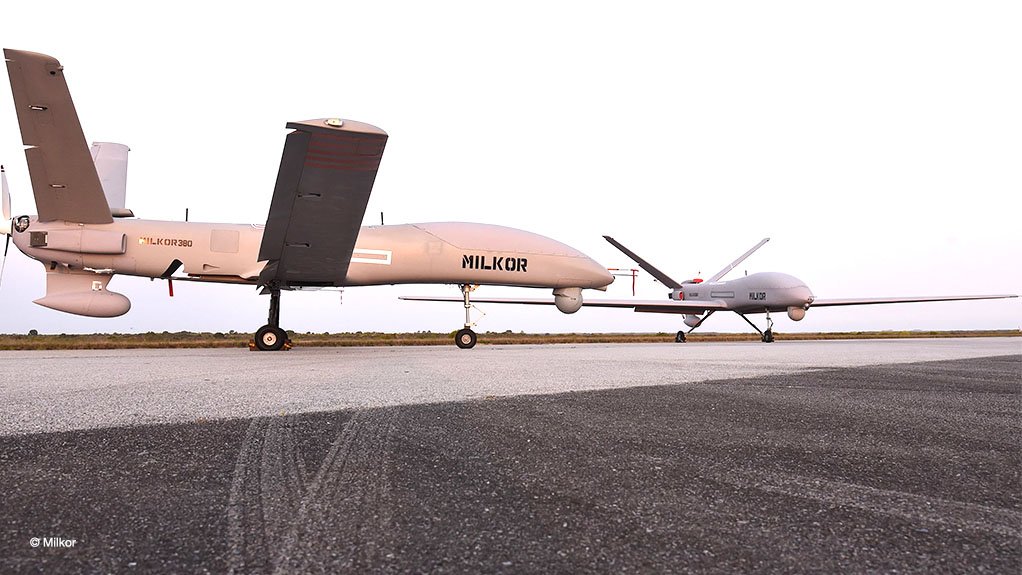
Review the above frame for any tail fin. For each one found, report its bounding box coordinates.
[90,142,133,217]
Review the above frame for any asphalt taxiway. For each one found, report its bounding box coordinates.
[0,338,1019,573]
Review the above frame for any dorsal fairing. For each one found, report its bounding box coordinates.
[746,271,808,290]
[668,276,705,300]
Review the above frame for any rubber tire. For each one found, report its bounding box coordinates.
[675,330,687,343]
[455,328,477,349]
[762,329,774,343]
[255,325,287,351]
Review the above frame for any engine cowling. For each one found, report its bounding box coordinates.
[684,314,702,328]
[553,287,583,314]
[34,229,127,255]
[787,306,806,321]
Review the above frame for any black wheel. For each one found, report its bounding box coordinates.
[762,329,774,343]
[455,328,477,349]
[255,325,287,351]
[675,330,687,343]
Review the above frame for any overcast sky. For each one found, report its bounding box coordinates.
[1,1,1019,335]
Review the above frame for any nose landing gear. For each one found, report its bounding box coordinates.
[455,327,477,349]
[454,284,480,349]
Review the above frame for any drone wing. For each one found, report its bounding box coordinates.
[4,49,112,224]
[707,237,769,282]
[810,294,1017,307]
[603,235,683,289]
[257,119,388,288]
[400,295,730,315]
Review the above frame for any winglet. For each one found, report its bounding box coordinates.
[707,237,770,283]
[603,235,682,289]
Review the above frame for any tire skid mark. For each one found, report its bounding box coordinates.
[360,412,396,568]
[226,409,397,574]
[226,417,268,575]
[259,415,307,569]
[272,411,366,573]
[718,469,1022,539]
[274,408,397,574]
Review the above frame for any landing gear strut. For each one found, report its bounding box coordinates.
[674,311,715,343]
[738,310,775,343]
[252,287,292,351]
[454,284,478,349]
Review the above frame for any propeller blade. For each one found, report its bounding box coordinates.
[0,235,8,288]
[1,165,10,221]
[1,165,10,237]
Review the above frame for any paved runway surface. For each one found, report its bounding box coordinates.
[0,339,1019,573]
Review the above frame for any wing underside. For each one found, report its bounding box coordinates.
[401,293,1016,314]
[4,49,112,224]
[399,295,728,315]
[810,294,1017,307]
[257,119,388,288]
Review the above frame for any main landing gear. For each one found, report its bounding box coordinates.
[251,287,293,351]
[737,310,775,343]
[675,310,776,343]
[454,284,478,349]
[674,311,716,343]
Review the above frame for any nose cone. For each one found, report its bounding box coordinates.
[567,255,615,290]
[796,284,815,306]
[413,222,614,290]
